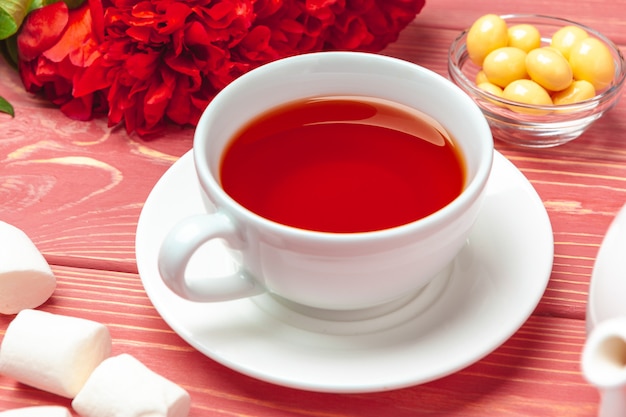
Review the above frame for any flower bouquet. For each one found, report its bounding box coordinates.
[0,0,425,137]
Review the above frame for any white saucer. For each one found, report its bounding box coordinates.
[136,150,553,393]
[587,203,626,333]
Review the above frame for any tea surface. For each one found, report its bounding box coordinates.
[220,96,465,233]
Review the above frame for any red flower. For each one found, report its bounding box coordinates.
[18,0,425,137]
[17,0,107,121]
[75,0,258,136]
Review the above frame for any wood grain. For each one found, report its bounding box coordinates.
[0,266,600,417]
[2,0,626,414]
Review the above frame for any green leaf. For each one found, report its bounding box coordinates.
[27,0,42,8]
[0,9,18,39]
[1,35,18,66]
[0,95,15,117]
[0,0,33,40]
[29,0,85,10]
[60,0,85,9]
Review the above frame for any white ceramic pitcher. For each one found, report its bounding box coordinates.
[582,316,626,417]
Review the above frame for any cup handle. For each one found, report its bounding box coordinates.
[157,211,264,302]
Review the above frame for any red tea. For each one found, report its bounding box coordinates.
[220,96,465,233]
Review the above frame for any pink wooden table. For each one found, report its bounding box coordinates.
[2,0,625,415]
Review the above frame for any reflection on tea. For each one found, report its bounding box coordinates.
[220,96,465,233]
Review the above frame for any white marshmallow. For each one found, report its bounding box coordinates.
[0,406,71,417]
[72,354,191,417]
[0,221,56,315]
[0,309,112,398]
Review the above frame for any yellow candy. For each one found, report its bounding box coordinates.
[466,14,509,65]
[526,47,573,91]
[476,70,490,85]
[508,24,541,52]
[503,79,552,114]
[552,80,596,105]
[569,37,615,91]
[551,25,589,60]
[543,46,565,57]
[477,82,504,97]
[482,47,528,88]
[466,15,611,110]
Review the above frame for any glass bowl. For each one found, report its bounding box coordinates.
[448,14,625,148]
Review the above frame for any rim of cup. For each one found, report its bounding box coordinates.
[193,51,494,242]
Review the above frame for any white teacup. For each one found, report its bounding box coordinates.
[158,51,493,311]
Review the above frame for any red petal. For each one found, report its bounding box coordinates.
[89,0,105,43]
[140,69,175,128]
[306,0,340,11]
[73,58,110,96]
[17,60,42,91]
[145,69,175,106]
[125,52,160,79]
[207,2,236,21]
[17,2,69,61]
[183,21,210,46]
[156,3,192,35]
[60,96,94,121]
[44,4,94,64]
[125,26,153,43]
[165,51,199,78]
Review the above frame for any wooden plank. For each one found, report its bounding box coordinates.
[0,266,599,416]
[2,1,625,413]
[1,62,192,273]
[413,0,626,44]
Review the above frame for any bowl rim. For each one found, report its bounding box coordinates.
[448,13,626,113]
